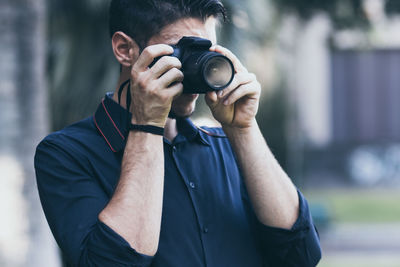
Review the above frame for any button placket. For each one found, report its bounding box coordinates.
[169,142,211,265]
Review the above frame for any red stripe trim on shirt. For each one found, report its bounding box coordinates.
[197,127,226,138]
[93,115,117,153]
[102,99,125,140]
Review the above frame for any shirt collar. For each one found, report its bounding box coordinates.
[93,93,209,152]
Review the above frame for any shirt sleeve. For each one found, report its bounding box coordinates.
[34,137,154,267]
[256,190,322,267]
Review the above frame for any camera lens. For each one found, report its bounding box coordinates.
[203,56,234,89]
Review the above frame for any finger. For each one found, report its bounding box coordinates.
[217,72,254,99]
[157,67,184,88]
[150,56,182,78]
[134,44,174,71]
[168,82,184,99]
[210,45,246,73]
[205,91,218,108]
[223,82,260,106]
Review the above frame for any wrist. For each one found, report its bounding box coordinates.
[222,119,258,136]
[130,116,167,129]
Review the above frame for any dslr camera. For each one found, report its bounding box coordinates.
[153,36,235,94]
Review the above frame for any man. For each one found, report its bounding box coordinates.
[35,0,321,266]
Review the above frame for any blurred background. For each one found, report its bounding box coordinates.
[1,0,400,266]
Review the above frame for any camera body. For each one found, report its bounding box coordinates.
[154,36,235,94]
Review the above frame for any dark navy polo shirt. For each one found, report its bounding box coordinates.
[34,93,321,267]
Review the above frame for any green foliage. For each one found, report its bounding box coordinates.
[272,0,369,29]
[306,189,400,223]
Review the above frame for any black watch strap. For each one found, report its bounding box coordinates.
[129,124,164,136]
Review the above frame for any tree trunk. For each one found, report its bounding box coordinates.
[0,0,60,266]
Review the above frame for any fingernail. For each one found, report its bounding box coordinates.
[218,90,223,97]
[223,99,229,105]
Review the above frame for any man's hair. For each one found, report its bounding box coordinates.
[109,0,227,49]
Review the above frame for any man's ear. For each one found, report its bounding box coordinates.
[111,31,140,67]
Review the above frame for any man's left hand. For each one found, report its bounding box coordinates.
[205,45,261,129]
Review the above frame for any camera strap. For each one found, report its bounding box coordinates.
[117,79,164,136]
[117,79,130,105]
[129,124,164,136]
[117,79,132,130]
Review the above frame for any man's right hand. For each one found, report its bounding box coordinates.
[129,44,184,127]
[100,44,177,256]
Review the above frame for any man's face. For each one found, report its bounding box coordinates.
[147,17,217,118]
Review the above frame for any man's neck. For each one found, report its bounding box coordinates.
[113,79,178,142]
[164,118,178,142]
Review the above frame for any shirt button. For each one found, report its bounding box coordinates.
[203,227,209,233]
[172,146,177,151]
[189,182,196,189]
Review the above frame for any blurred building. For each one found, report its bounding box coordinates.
[282,1,400,187]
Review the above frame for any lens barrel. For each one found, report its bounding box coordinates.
[202,55,234,90]
[181,51,234,94]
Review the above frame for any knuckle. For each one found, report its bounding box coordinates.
[160,44,173,52]
[143,47,155,58]
[159,94,170,103]
[131,68,139,80]
[155,57,181,73]
[144,45,172,60]
[147,66,156,76]
[176,82,184,91]
[171,57,182,68]
[166,57,182,69]
[157,55,169,64]
[137,74,149,89]
[148,83,160,96]
[172,68,183,79]
[174,67,183,75]
[142,48,150,57]
[177,72,184,82]
[160,56,178,67]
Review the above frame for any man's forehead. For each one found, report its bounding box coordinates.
[148,17,217,46]
[159,32,189,45]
